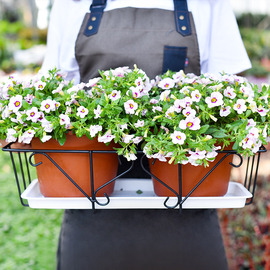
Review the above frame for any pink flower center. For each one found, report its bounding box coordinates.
[129,104,134,109]
[45,104,50,109]
[187,122,193,128]
[14,101,20,107]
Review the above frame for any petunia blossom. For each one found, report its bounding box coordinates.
[124,100,138,114]
[98,130,116,143]
[109,90,121,101]
[9,95,23,112]
[179,116,201,130]
[233,99,247,114]
[158,78,175,90]
[134,120,145,128]
[205,92,223,108]
[76,106,89,118]
[191,90,201,102]
[40,99,56,113]
[182,107,196,118]
[223,87,236,99]
[94,105,102,119]
[26,107,41,122]
[170,131,186,145]
[6,128,17,143]
[59,114,71,129]
[89,124,102,137]
[219,106,231,117]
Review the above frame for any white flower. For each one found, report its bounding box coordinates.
[133,136,143,144]
[165,106,175,119]
[158,78,175,90]
[124,100,138,114]
[249,101,257,113]
[152,152,167,162]
[179,97,193,109]
[77,106,89,118]
[189,150,207,160]
[180,86,190,95]
[224,87,236,99]
[172,70,185,82]
[205,92,223,108]
[131,87,141,99]
[173,99,183,113]
[98,130,115,143]
[52,83,64,94]
[24,94,34,104]
[170,131,186,145]
[9,95,23,112]
[59,114,71,129]
[34,80,46,90]
[182,108,196,118]
[159,90,171,101]
[40,99,56,113]
[86,77,100,88]
[94,105,102,119]
[89,125,102,137]
[152,106,162,113]
[150,98,159,104]
[18,130,35,144]
[26,107,40,122]
[233,99,247,114]
[206,150,218,161]
[41,134,52,143]
[109,90,121,101]
[11,111,24,124]
[257,106,269,116]
[246,119,256,129]
[122,134,135,144]
[191,90,201,102]
[248,127,259,138]
[125,152,137,161]
[219,106,231,117]
[179,116,201,130]
[118,123,128,130]
[134,120,145,128]
[42,119,53,132]
[6,128,17,142]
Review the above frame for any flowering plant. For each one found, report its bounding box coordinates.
[143,71,270,166]
[0,67,152,161]
[0,67,269,166]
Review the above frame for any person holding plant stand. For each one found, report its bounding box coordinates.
[39,0,252,269]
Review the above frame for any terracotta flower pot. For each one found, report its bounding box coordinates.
[31,134,119,197]
[149,147,233,197]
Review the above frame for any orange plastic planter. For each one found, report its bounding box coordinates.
[149,149,233,197]
[31,135,119,197]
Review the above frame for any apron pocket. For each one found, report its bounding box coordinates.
[162,45,187,74]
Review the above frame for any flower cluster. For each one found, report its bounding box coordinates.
[0,67,269,166]
[143,71,270,166]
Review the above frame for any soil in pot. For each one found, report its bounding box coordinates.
[31,134,119,197]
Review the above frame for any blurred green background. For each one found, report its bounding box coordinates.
[0,1,270,269]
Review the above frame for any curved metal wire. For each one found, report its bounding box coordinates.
[28,152,94,203]
[93,161,135,206]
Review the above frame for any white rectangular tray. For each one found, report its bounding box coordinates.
[21,178,252,209]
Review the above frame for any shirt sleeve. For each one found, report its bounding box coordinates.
[205,0,251,74]
[40,0,63,73]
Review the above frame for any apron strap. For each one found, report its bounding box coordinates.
[84,0,107,36]
[84,0,191,37]
[174,0,192,36]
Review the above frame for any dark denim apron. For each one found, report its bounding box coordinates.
[57,1,228,269]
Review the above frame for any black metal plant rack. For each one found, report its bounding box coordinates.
[2,143,266,211]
